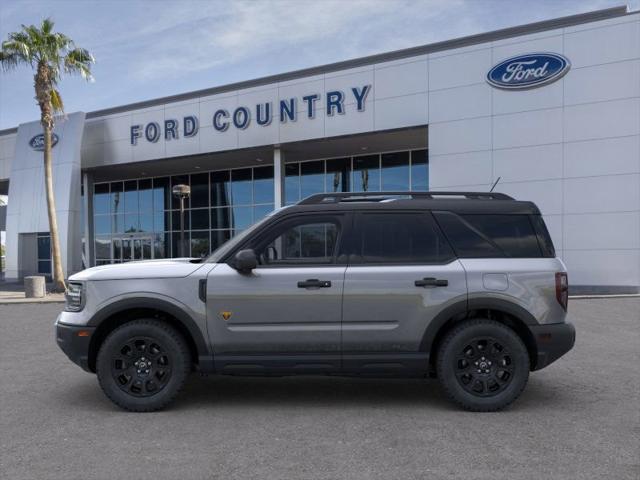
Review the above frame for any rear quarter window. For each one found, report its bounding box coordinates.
[433,212,546,258]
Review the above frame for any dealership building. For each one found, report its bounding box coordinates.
[0,6,639,293]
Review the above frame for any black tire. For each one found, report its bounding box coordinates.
[96,319,191,412]
[436,319,530,412]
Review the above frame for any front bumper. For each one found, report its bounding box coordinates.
[530,321,576,371]
[55,315,95,373]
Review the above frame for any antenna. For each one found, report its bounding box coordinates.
[489,176,501,192]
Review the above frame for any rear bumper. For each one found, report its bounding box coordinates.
[530,321,576,371]
[55,315,95,373]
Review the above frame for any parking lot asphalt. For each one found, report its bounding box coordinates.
[0,299,638,480]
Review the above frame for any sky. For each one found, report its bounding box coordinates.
[0,0,636,130]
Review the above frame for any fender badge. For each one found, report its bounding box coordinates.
[220,311,232,321]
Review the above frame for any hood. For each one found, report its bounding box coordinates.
[69,258,206,281]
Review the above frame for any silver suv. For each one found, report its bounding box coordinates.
[55,192,575,412]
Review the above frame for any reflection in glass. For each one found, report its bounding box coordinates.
[191,208,209,230]
[211,230,231,251]
[122,238,132,261]
[190,231,210,258]
[94,215,111,235]
[94,184,110,214]
[124,180,138,212]
[124,213,139,232]
[352,155,380,192]
[253,204,274,222]
[285,163,300,204]
[112,214,124,234]
[154,212,168,232]
[411,149,429,191]
[190,173,209,208]
[153,177,170,211]
[153,233,167,259]
[381,151,410,191]
[139,213,153,232]
[138,179,153,211]
[111,182,123,216]
[172,210,190,231]
[300,161,324,200]
[253,166,274,204]
[113,238,122,261]
[211,207,231,229]
[211,171,231,207]
[231,168,252,205]
[95,236,111,259]
[326,158,350,193]
[232,205,252,230]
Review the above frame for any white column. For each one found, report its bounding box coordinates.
[273,147,285,209]
[82,172,94,268]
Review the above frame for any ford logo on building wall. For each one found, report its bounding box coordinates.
[29,133,59,151]
[487,53,570,90]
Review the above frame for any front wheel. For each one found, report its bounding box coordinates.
[96,319,191,412]
[436,319,530,412]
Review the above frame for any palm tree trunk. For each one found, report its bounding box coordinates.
[43,123,66,292]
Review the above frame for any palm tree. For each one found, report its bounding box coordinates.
[0,18,94,292]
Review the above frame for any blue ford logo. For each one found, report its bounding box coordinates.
[29,133,59,151]
[487,53,570,90]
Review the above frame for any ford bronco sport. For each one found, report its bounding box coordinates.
[56,191,575,412]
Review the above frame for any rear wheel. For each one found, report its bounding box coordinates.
[96,319,190,412]
[436,319,529,412]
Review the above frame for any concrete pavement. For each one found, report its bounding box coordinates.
[0,299,638,480]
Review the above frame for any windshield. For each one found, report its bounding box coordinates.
[204,208,284,263]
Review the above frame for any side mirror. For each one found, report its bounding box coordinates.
[233,249,258,273]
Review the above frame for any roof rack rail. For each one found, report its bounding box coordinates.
[298,191,513,205]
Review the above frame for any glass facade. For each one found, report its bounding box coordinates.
[285,149,428,204]
[93,166,274,264]
[91,148,427,264]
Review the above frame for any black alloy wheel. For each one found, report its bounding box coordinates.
[97,319,190,412]
[454,337,514,397]
[110,336,173,397]
[436,319,530,412]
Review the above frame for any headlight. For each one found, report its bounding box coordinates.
[65,282,84,312]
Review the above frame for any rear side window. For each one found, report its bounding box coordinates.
[352,212,455,264]
[530,215,556,257]
[434,212,544,258]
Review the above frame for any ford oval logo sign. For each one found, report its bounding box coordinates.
[29,133,59,151]
[487,53,570,90]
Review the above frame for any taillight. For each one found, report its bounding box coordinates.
[555,272,568,311]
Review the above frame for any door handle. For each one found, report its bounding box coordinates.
[297,279,332,288]
[415,277,448,287]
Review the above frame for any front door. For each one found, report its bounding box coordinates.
[207,213,349,373]
[341,211,467,373]
[115,235,153,262]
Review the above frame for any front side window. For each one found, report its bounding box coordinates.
[255,217,341,266]
[352,212,454,264]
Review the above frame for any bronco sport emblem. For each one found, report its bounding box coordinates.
[487,53,570,90]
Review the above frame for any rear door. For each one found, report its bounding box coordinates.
[341,211,467,373]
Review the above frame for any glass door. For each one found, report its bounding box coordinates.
[114,235,153,263]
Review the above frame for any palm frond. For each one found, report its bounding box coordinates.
[0,51,20,70]
[50,88,64,113]
[64,47,94,81]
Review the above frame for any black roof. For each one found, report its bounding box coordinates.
[279,192,541,216]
